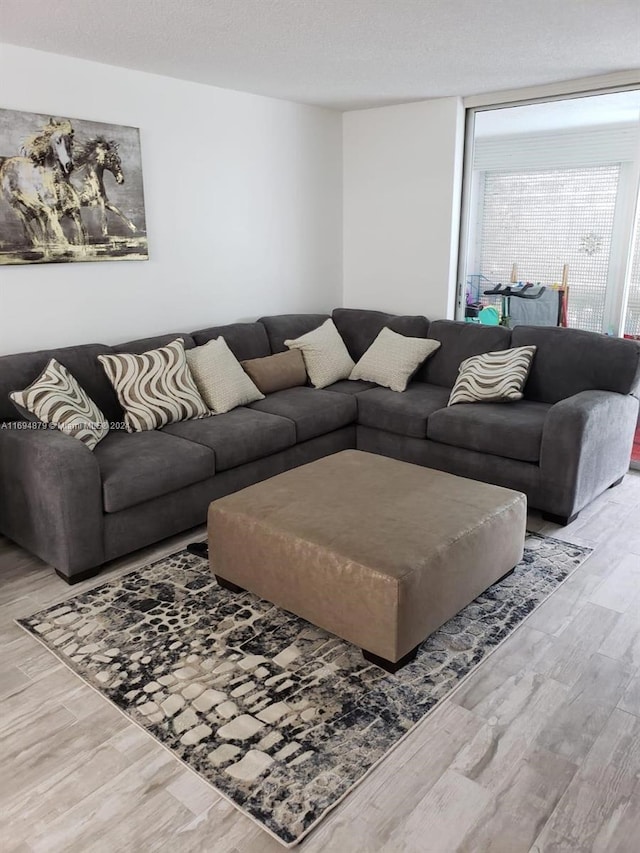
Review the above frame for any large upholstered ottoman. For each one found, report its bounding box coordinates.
[208,450,526,671]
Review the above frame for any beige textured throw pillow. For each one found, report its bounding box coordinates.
[99,338,209,432]
[186,337,264,414]
[448,345,537,405]
[349,327,441,392]
[284,319,354,389]
[10,359,108,450]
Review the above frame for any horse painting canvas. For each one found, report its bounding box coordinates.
[0,108,148,265]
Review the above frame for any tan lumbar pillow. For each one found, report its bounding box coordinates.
[349,327,441,392]
[448,345,537,405]
[186,337,264,414]
[284,319,354,389]
[99,338,209,432]
[241,350,307,395]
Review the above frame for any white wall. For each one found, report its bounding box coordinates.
[0,44,342,354]
[343,97,465,320]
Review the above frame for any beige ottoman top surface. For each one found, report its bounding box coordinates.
[210,449,524,581]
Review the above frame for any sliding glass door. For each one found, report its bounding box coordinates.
[624,210,640,337]
[458,89,640,336]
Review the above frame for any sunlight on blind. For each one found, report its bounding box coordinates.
[478,166,620,333]
[624,217,640,336]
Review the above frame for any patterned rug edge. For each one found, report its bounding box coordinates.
[15,611,297,849]
[15,532,593,849]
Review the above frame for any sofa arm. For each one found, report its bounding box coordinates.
[0,426,104,579]
[539,390,638,518]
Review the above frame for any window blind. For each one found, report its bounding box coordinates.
[474,124,638,171]
[478,166,620,333]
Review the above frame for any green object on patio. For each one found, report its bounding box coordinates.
[478,305,500,325]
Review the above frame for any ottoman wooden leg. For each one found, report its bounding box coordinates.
[215,575,245,593]
[363,645,419,674]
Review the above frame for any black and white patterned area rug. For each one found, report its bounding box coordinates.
[18,533,590,847]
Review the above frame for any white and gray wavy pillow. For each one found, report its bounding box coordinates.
[98,338,209,432]
[448,345,537,406]
[284,319,354,389]
[186,337,264,414]
[350,327,441,392]
[10,359,108,450]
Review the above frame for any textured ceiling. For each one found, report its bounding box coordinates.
[0,0,638,110]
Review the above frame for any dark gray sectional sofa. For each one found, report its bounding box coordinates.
[1,307,639,583]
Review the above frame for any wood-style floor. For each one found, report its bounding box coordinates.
[1,474,640,852]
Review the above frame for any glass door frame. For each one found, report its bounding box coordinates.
[455,85,640,337]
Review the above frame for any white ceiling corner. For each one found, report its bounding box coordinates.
[0,0,638,110]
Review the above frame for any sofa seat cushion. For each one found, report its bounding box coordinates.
[95,430,215,513]
[323,379,378,395]
[249,387,357,442]
[163,408,296,471]
[427,400,551,462]
[357,384,451,438]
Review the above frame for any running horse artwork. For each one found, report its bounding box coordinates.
[0,118,86,251]
[73,137,138,238]
[0,107,148,265]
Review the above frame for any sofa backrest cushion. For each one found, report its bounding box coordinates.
[511,325,640,402]
[0,343,122,423]
[332,308,430,361]
[111,333,196,355]
[191,322,270,361]
[419,320,512,387]
[259,314,330,353]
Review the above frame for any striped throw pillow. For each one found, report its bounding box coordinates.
[98,338,209,432]
[10,359,108,450]
[448,345,537,406]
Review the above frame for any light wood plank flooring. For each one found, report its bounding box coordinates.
[1,474,640,852]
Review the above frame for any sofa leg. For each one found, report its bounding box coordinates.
[609,476,625,489]
[362,645,419,673]
[497,566,516,583]
[215,575,245,593]
[55,566,102,585]
[541,511,579,526]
